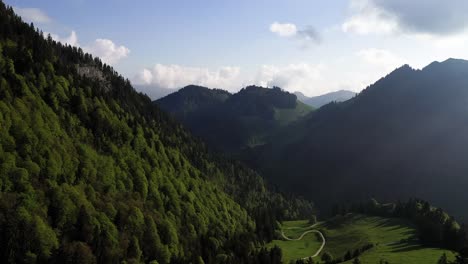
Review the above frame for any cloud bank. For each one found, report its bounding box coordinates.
[133,64,242,91]
[343,0,468,36]
[133,63,331,99]
[48,31,130,65]
[254,63,323,93]
[49,31,79,46]
[83,39,130,65]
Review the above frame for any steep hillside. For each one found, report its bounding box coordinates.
[156,85,312,152]
[0,3,313,263]
[251,60,468,220]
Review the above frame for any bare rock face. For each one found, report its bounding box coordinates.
[76,65,111,91]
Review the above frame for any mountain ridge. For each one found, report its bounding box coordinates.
[247,59,468,221]
[294,90,356,108]
[155,85,313,152]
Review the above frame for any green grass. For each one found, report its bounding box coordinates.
[269,214,456,263]
[267,220,322,262]
[274,101,313,126]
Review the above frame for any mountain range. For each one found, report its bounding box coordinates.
[156,59,468,221]
[155,85,312,152]
[294,90,356,108]
[2,0,468,262]
[250,59,468,220]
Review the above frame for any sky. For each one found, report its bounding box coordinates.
[6,0,468,98]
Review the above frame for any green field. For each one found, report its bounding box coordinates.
[268,220,323,262]
[269,214,456,263]
[274,101,313,126]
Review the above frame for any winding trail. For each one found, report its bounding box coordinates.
[280,223,326,259]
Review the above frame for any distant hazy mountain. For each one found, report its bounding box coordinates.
[134,84,175,100]
[295,90,356,108]
[156,85,313,152]
[250,59,468,220]
[293,91,310,102]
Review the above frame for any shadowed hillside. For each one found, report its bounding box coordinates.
[250,60,468,221]
[156,85,312,152]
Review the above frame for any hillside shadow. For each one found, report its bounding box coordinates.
[387,236,423,253]
[389,244,424,253]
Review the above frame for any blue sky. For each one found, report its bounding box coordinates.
[6,0,468,98]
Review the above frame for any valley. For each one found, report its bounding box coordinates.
[2,0,468,263]
[270,215,456,263]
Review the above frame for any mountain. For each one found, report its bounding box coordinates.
[293,91,309,102]
[156,85,231,118]
[134,84,175,100]
[156,85,313,152]
[295,90,356,108]
[0,3,314,263]
[250,59,468,220]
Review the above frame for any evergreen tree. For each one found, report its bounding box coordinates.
[321,251,333,263]
[437,253,448,264]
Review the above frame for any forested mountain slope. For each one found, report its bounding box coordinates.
[0,2,313,263]
[156,85,312,152]
[156,85,231,118]
[250,60,468,221]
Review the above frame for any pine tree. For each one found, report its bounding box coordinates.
[437,253,448,264]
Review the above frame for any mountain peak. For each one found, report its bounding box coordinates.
[180,84,210,91]
[442,58,468,64]
[394,63,413,72]
[371,64,416,83]
[422,58,468,74]
[423,58,468,72]
[297,90,356,108]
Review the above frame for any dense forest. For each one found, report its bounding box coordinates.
[156,85,312,152]
[0,2,314,263]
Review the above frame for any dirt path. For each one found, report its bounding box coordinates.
[281,225,326,259]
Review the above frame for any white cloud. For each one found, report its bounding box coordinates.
[83,39,130,65]
[13,7,52,24]
[136,69,153,84]
[342,0,399,35]
[49,31,79,47]
[14,6,130,66]
[253,63,324,94]
[49,32,130,65]
[270,22,298,37]
[133,59,407,99]
[270,22,321,45]
[133,64,242,92]
[356,48,405,71]
[134,63,327,95]
[343,0,468,36]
